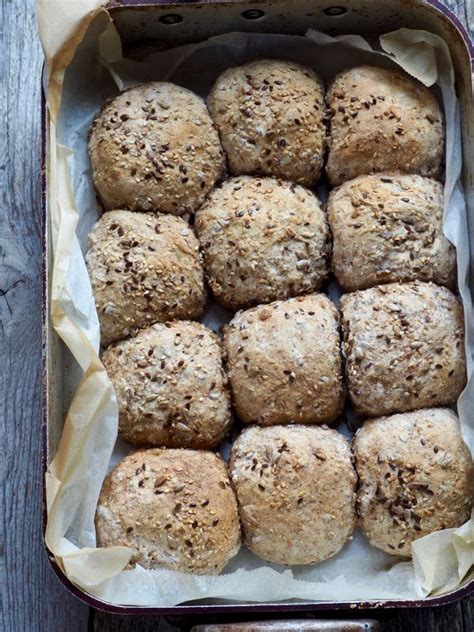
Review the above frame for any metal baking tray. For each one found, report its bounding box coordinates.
[43,0,474,616]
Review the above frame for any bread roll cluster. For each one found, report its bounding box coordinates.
[87,60,471,575]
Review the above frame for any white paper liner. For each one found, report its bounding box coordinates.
[38,1,474,606]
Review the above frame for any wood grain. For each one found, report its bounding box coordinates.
[1,0,472,631]
[1,1,89,631]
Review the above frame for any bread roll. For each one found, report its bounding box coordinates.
[103,321,232,449]
[86,210,205,345]
[195,176,329,309]
[353,408,473,556]
[341,281,466,416]
[208,59,326,185]
[326,65,444,185]
[96,449,241,574]
[230,425,357,564]
[224,295,344,425]
[328,173,455,291]
[88,82,225,215]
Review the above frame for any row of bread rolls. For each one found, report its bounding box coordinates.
[96,411,473,572]
[102,285,466,449]
[86,61,452,347]
[197,174,455,308]
[88,61,444,216]
[86,174,456,347]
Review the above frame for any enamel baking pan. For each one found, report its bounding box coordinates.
[42,0,474,616]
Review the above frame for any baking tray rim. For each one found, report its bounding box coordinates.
[40,0,474,613]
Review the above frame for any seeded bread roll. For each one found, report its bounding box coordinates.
[102,321,232,448]
[224,295,344,425]
[353,408,473,557]
[326,66,444,186]
[230,425,357,565]
[86,211,205,346]
[195,176,330,310]
[207,59,326,186]
[96,449,241,574]
[341,282,466,417]
[328,173,456,291]
[88,82,225,215]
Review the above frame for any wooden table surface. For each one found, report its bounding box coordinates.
[2,1,473,630]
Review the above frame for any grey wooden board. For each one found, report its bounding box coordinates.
[1,0,472,631]
[0,0,90,631]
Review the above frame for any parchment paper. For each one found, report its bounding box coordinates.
[38,0,474,606]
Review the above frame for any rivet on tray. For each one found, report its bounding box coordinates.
[323,6,348,16]
[159,14,183,26]
[241,9,265,20]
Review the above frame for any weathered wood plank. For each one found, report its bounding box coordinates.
[94,613,179,631]
[380,599,473,632]
[1,1,89,631]
[442,0,473,33]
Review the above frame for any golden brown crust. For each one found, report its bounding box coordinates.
[102,321,232,449]
[326,66,444,186]
[353,408,474,557]
[341,282,466,417]
[224,295,345,425]
[88,83,225,215]
[207,59,326,186]
[195,176,330,310]
[328,173,456,291]
[230,425,357,565]
[85,210,205,346]
[96,449,241,574]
